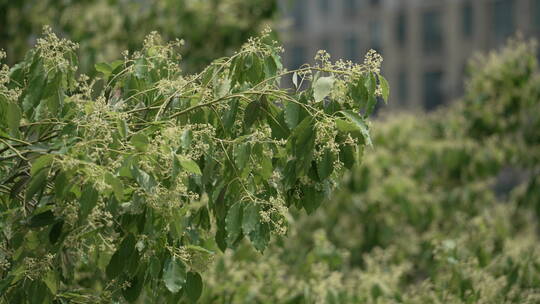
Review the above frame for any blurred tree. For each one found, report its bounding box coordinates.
[0,0,278,74]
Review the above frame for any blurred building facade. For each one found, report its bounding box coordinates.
[279,0,540,110]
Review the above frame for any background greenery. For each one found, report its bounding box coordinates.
[0,0,278,74]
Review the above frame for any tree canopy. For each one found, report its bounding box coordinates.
[0,28,387,303]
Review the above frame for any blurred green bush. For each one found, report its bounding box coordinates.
[0,0,277,74]
[200,39,540,303]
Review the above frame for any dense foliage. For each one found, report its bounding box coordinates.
[0,28,387,303]
[0,0,278,74]
[198,40,540,303]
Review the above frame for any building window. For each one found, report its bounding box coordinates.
[493,0,514,44]
[291,46,306,69]
[534,0,540,30]
[422,9,443,54]
[396,13,407,47]
[462,2,473,38]
[398,70,408,103]
[292,0,306,29]
[369,20,382,53]
[320,37,331,53]
[344,35,359,62]
[344,0,358,18]
[319,0,330,14]
[423,70,444,111]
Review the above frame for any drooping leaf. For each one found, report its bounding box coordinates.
[131,166,156,192]
[30,154,54,176]
[248,221,270,252]
[244,100,261,129]
[25,169,48,202]
[284,101,301,130]
[292,72,298,89]
[317,148,335,180]
[313,76,335,102]
[79,183,99,220]
[28,210,55,228]
[379,75,390,102]
[95,62,113,76]
[106,234,136,279]
[186,272,203,303]
[177,155,202,175]
[225,202,244,247]
[163,257,187,294]
[49,221,63,244]
[302,185,325,214]
[234,142,251,172]
[105,172,124,201]
[337,110,372,146]
[122,272,144,303]
[43,271,58,295]
[6,102,21,136]
[242,202,260,236]
[130,133,149,152]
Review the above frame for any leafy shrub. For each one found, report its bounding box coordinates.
[0,29,387,303]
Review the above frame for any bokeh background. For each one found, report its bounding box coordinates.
[279,0,540,111]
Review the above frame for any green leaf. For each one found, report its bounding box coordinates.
[338,110,372,146]
[28,210,55,228]
[177,156,202,175]
[226,202,244,247]
[31,154,54,176]
[234,142,251,172]
[54,171,69,199]
[130,133,149,152]
[247,55,263,84]
[242,203,260,235]
[22,58,47,115]
[105,172,124,201]
[43,271,58,295]
[292,116,316,175]
[49,221,63,244]
[216,78,231,98]
[131,166,156,192]
[313,76,335,102]
[106,234,136,279]
[248,221,270,252]
[350,76,368,107]
[148,256,162,279]
[264,55,278,78]
[95,62,113,76]
[222,99,239,132]
[339,144,356,169]
[186,272,203,303]
[123,272,144,303]
[25,169,48,202]
[365,72,376,95]
[117,118,129,139]
[284,102,301,130]
[292,72,299,88]
[379,75,390,103]
[163,257,187,294]
[6,102,21,136]
[317,148,335,180]
[303,185,325,214]
[79,184,99,220]
[244,100,261,129]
